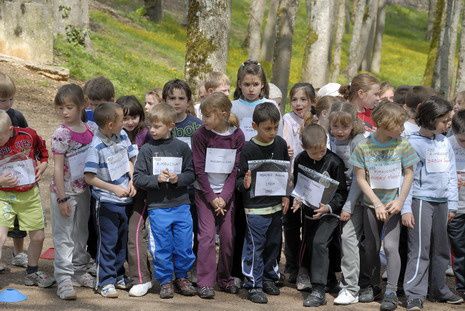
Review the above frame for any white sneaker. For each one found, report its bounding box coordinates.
[334,288,359,305]
[446,265,455,277]
[129,281,152,297]
[11,252,28,268]
[99,284,118,298]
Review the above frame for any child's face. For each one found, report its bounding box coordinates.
[0,124,13,146]
[0,97,13,111]
[305,145,327,161]
[454,94,465,113]
[380,88,394,102]
[330,121,353,141]
[149,120,174,140]
[211,83,230,97]
[360,84,380,110]
[107,108,124,135]
[123,114,141,133]
[202,109,227,131]
[433,112,452,134]
[165,88,188,118]
[252,120,279,144]
[145,94,159,113]
[291,89,312,118]
[240,74,263,102]
[56,101,82,125]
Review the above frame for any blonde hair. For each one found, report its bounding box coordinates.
[301,124,327,149]
[200,92,232,114]
[0,110,12,129]
[339,73,380,101]
[204,71,230,90]
[328,101,365,138]
[372,101,407,131]
[147,103,176,125]
[315,95,345,118]
[146,88,163,104]
[0,73,16,99]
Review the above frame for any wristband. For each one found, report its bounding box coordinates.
[57,196,70,204]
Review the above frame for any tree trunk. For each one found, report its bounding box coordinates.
[347,0,379,80]
[144,0,163,22]
[456,2,465,92]
[370,0,386,74]
[434,0,454,97]
[361,6,377,71]
[447,0,462,96]
[423,0,445,90]
[426,0,437,40]
[247,0,266,60]
[261,0,280,61]
[301,0,334,88]
[330,0,346,81]
[271,0,299,114]
[184,0,231,91]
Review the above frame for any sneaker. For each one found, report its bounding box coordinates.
[129,281,152,297]
[174,278,196,296]
[159,282,174,299]
[11,252,28,268]
[275,273,285,287]
[429,293,464,304]
[263,280,280,295]
[197,286,215,299]
[220,284,239,294]
[406,298,423,310]
[233,277,242,288]
[25,271,55,288]
[334,288,359,305]
[446,265,454,277]
[115,277,130,290]
[72,272,95,288]
[359,286,374,303]
[296,268,312,291]
[303,289,326,307]
[380,291,399,311]
[57,279,77,300]
[248,288,268,304]
[99,284,118,298]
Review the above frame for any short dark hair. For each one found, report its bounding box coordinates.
[93,102,122,128]
[452,109,465,135]
[301,124,327,149]
[162,79,193,102]
[83,76,115,102]
[54,83,85,108]
[393,85,411,106]
[416,96,452,130]
[252,102,280,125]
[404,86,434,110]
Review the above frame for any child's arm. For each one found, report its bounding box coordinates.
[128,159,137,197]
[84,172,129,197]
[33,131,49,181]
[53,154,72,217]
[236,145,251,192]
[340,179,362,221]
[354,166,388,221]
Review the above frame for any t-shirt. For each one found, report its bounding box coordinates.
[357,108,376,132]
[51,124,94,195]
[350,134,419,208]
[173,114,202,148]
[402,120,420,138]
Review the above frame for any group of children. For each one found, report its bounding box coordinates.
[0,60,465,311]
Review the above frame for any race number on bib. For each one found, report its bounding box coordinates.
[292,173,325,208]
[426,148,449,173]
[205,148,236,174]
[152,157,183,175]
[254,171,288,196]
[106,150,129,181]
[0,159,35,186]
[369,162,402,189]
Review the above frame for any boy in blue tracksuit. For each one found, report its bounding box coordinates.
[133,103,196,299]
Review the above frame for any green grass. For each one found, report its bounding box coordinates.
[55,1,430,102]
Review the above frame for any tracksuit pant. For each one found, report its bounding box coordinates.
[448,213,465,292]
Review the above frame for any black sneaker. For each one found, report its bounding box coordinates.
[303,289,326,307]
[380,291,399,311]
[287,271,297,284]
[263,281,280,295]
[197,286,215,299]
[429,293,464,304]
[220,284,239,294]
[159,282,174,299]
[406,298,423,310]
[359,286,374,303]
[248,288,268,304]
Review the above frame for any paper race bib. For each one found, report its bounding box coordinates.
[68,148,89,181]
[106,149,129,181]
[205,148,236,174]
[240,117,256,141]
[426,148,449,173]
[152,157,182,175]
[254,171,288,196]
[292,172,325,208]
[369,162,402,189]
[0,159,35,186]
[178,137,192,149]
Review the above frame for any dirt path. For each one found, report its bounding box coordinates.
[0,62,462,310]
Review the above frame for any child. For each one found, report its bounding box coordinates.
[402,86,434,137]
[133,103,196,299]
[0,110,53,286]
[403,96,463,310]
[350,102,419,311]
[83,76,115,124]
[448,109,465,299]
[192,92,245,298]
[204,71,231,97]
[236,102,290,304]
[282,82,316,286]
[0,72,29,268]
[379,82,395,102]
[144,88,162,114]
[453,90,465,113]
[51,84,95,299]
[315,96,345,134]
[393,85,412,107]
[339,73,380,133]
[291,124,348,307]
[84,102,138,298]
[116,95,152,297]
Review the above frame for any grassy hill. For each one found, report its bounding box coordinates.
[54,1,429,103]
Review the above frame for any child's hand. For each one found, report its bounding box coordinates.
[385,199,402,215]
[217,197,226,209]
[448,212,456,222]
[35,162,48,182]
[112,185,129,197]
[374,203,388,222]
[215,206,226,216]
[243,170,252,190]
[58,201,72,217]
[402,213,415,228]
[287,145,294,158]
[168,172,178,184]
[282,197,290,214]
[340,211,351,222]
[312,203,330,220]
[0,172,18,188]
[291,199,302,213]
[157,169,170,183]
[128,180,137,197]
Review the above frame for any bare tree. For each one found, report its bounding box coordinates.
[426,0,437,40]
[260,0,280,61]
[247,0,266,60]
[330,0,346,81]
[447,0,462,96]
[456,2,465,92]
[370,0,386,74]
[423,0,445,88]
[184,0,231,90]
[301,0,335,87]
[271,0,299,113]
[144,0,163,22]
